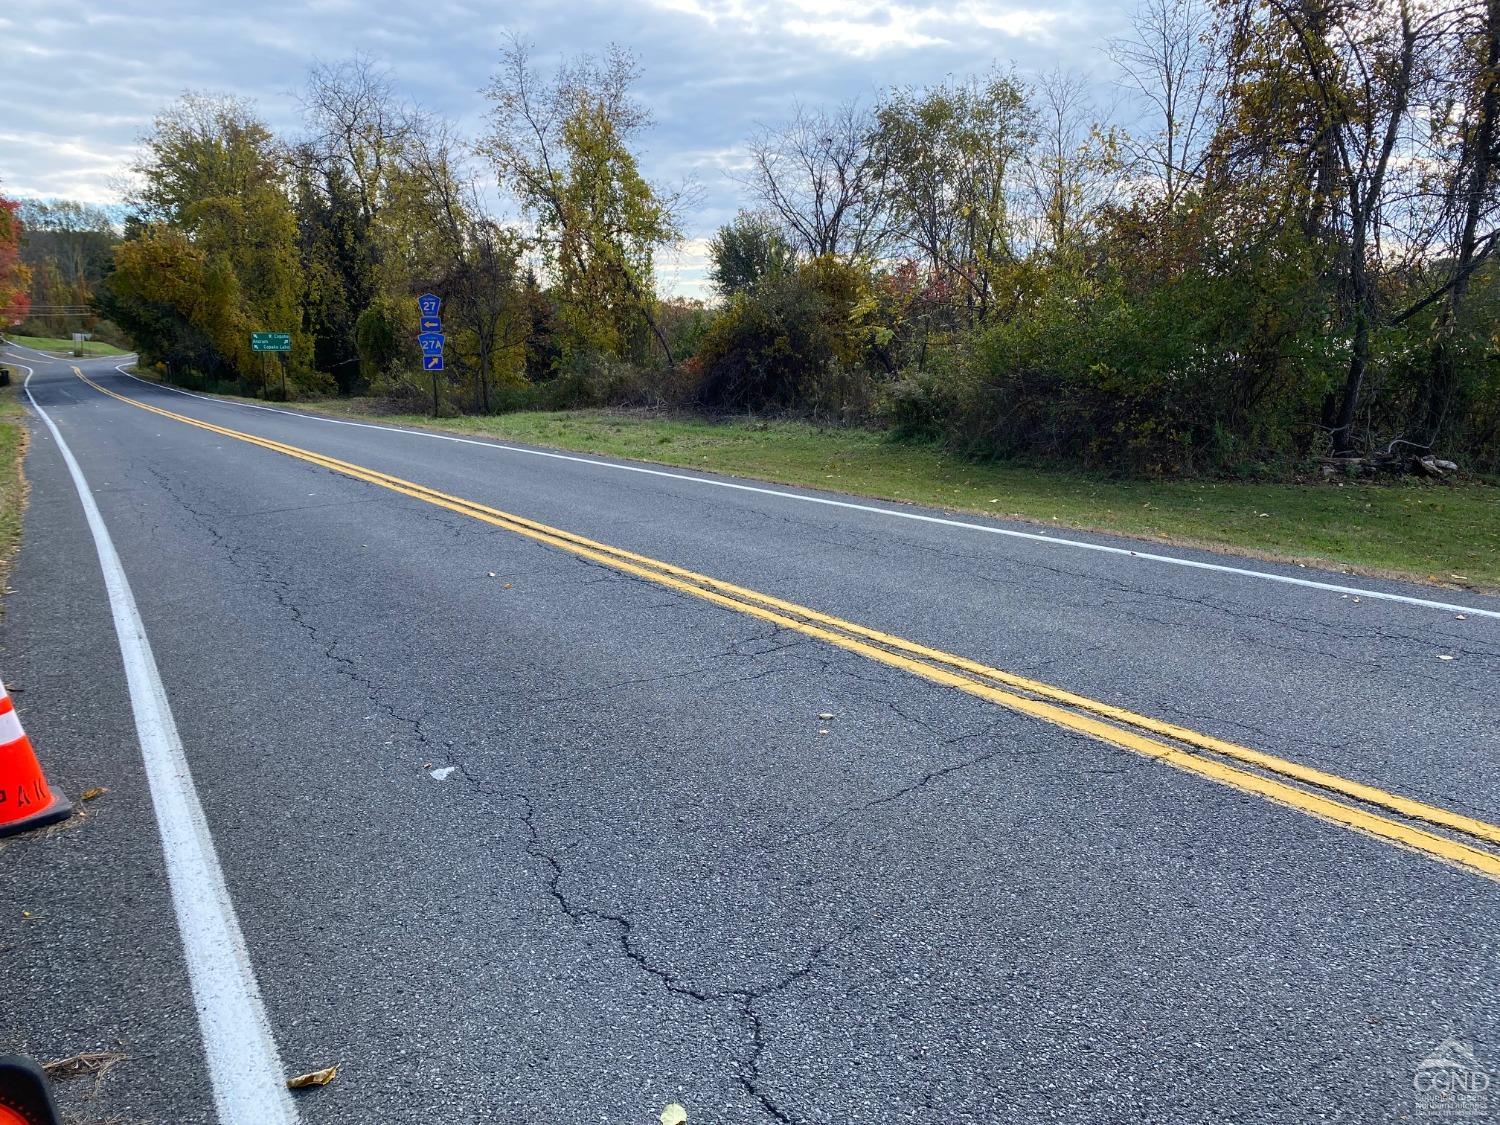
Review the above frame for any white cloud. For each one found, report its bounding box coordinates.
[0,0,1128,295]
[641,0,1061,58]
[660,236,716,299]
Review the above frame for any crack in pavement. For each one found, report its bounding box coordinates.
[440,753,847,1125]
[774,717,1021,850]
[143,463,451,762]
[134,470,849,1122]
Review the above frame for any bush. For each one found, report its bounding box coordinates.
[880,366,966,442]
[693,256,876,418]
[937,256,1332,475]
[355,297,416,386]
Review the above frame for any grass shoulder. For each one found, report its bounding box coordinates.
[128,373,1500,592]
[0,381,27,596]
[4,333,131,357]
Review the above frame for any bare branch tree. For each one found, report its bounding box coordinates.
[300,54,416,225]
[1024,68,1120,255]
[1111,0,1224,207]
[739,101,888,260]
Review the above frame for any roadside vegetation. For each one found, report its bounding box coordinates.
[3,0,1497,584]
[0,380,25,593]
[0,196,25,590]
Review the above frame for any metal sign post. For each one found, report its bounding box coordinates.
[250,333,292,399]
[416,295,443,416]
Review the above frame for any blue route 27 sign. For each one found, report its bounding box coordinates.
[417,294,443,380]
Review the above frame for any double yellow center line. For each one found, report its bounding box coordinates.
[73,368,1500,881]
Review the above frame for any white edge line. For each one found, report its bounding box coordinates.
[105,360,1500,624]
[23,367,298,1125]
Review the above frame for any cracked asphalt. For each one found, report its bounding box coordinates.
[2,352,1498,1124]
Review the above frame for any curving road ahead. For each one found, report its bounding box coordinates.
[2,345,1498,1124]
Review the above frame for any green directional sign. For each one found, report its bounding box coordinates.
[250,332,292,352]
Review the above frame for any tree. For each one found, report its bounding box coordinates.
[1025,69,1119,256]
[873,70,1034,323]
[122,93,311,391]
[400,124,526,411]
[1403,0,1500,442]
[1111,0,1224,208]
[16,200,117,288]
[481,37,681,367]
[295,55,418,390]
[1235,0,1460,451]
[694,255,875,414]
[13,200,116,338]
[292,150,376,391]
[740,101,888,260]
[708,211,794,295]
[131,93,283,225]
[100,225,218,372]
[301,55,414,228]
[0,192,30,328]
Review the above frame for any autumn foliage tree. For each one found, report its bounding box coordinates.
[0,192,31,328]
[481,39,681,368]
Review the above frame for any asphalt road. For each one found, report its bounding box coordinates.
[2,347,1497,1124]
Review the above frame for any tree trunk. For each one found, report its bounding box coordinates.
[1420,0,1499,443]
[1331,246,1371,455]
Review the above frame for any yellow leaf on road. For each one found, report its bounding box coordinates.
[660,1105,688,1125]
[287,1065,339,1089]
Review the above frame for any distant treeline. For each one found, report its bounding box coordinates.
[6,0,1499,476]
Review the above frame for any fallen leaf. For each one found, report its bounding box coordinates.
[1437,654,1455,661]
[80,787,107,802]
[1456,614,1468,621]
[287,1065,339,1089]
[1450,574,1470,581]
[660,1105,688,1125]
[488,572,497,578]
[818,729,830,736]
[503,583,513,589]
[818,712,834,720]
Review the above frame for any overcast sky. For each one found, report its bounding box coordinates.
[0,0,1138,295]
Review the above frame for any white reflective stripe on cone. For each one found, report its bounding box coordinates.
[0,709,25,745]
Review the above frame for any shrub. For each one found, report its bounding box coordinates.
[693,255,876,417]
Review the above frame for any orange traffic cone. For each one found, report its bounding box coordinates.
[0,678,71,837]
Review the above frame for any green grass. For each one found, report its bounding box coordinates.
[0,381,25,593]
[233,397,1497,591]
[4,333,130,357]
